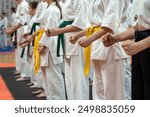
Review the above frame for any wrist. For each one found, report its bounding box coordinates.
[57,28,62,35]
[133,42,143,54]
[75,34,80,41]
[137,41,147,52]
[114,34,120,43]
[90,34,96,41]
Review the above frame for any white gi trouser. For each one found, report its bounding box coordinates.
[41,48,66,100]
[65,47,89,100]
[123,57,131,100]
[16,27,30,78]
[17,45,30,78]
[15,48,20,71]
[92,41,125,100]
[28,53,38,86]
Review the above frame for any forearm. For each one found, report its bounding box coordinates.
[88,27,112,42]
[75,29,87,39]
[12,24,22,32]
[137,36,150,51]
[115,28,135,42]
[58,25,82,35]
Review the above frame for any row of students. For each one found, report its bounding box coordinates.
[7,0,129,100]
[6,0,30,82]
[6,0,149,100]
[6,0,46,97]
[47,0,133,100]
[23,0,48,97]
[24,0,90,100]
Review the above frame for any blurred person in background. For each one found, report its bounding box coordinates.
[0,13,9,49]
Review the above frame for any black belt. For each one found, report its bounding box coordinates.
[135,29,150,42]
[12,31,17,49]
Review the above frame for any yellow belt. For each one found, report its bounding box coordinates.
[34,29,44,74]
[84,26,101,77]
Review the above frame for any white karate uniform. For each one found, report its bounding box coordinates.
[32,1,48,89]
[117,0,132,100]
[90,0,127,100]
[39,2,66,100]
[130,0,143,22]
[10,14,19,71]
[14,0,30,77]
[35,1,48,19]
[10,13,17,26]
[12,0,29,77]
[24,15,37,86]
[62,0,90,100]
[136,0,150,30]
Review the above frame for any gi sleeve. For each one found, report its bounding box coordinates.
[101,0,118,33]
[17,6,29,26]
[40,9,60,49]
[72,0,90,29]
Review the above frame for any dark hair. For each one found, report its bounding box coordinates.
[11,7,16,13]
[54,0,62,19]
[2,12,6,16]
[29,1,39,9]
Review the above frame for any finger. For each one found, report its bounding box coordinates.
[79,43,82,47]
[79,41,84,47]
[38,48,40,52]
[107,34,112,41]
[125,50,130,55]
[50,30,53,35]
[103,42,108,47]
[123,46,128,51]
[69,36,73,41]
[78,40,81,45]
[102,34,110,42]
[101,36,105,42]
[122,40,132,46]
[45,31,49,36]
[79,41,83,46]
[121,42,128,48]
[107,33,112,38]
